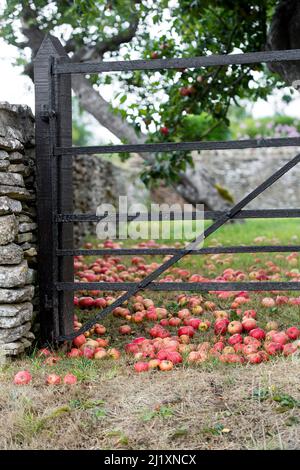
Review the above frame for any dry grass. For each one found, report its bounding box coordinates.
[1,219,300,450]
[1,355,300,450]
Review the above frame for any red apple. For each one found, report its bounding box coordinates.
[286,327,300,340]
[46,374,61,385]
[94,348,107,359]
[249,328,265,340]
[228,334,243,346]
[73,334,86,348]
[82,346,94,359]
[134,362,149,373]
[63,373,77,385]
[67,348,82,358]
[119,325,132,335]
[243,344,259,355]
[243,337,261,348]
[283,343,297,356]
[148,359,161,369]
[146,311,158,321]
[94,325,106,335]
[159,360,173,371]
[247,352,263,364]
[227,321,243,335]
[160,126,169,136]
[242,310,257,319]
[78,297,95,308]
[94,298,107,308]
[242,318,257,332]
[264,342,283,355]
[261,297,275,308]
[37,348,51,357]
[13,370,32,385]
[108,348,121,360]
[178,309,191,320]
[169,317,181,327]
[214,318,229,335]
[185,317,201,329]
[178,326,195,337]
[96,338,109,348]
[272,331,289,345]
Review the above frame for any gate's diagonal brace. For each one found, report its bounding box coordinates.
[57,152,300,342]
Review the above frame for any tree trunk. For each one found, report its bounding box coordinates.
[267,0,300,84]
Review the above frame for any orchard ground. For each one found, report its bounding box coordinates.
[1,219,300,450]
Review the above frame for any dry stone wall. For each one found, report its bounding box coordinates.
[193,147,300,208]
[0,102,36,360]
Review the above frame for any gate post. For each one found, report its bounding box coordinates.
[34,35,74,345]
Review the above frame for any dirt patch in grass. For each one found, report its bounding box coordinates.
[1,356,300,450]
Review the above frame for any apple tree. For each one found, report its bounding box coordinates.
[0,0,298,208]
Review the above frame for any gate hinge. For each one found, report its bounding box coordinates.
[40,104,56,122]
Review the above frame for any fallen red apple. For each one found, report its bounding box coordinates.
[283,343,298,356]
[264,342,283,355]
[67,348,82,358]
[46,374,61,385]
[134,362,149,373]
[73,334,86,348]
[94,298,107,308]
[148,359,161,369]
[286,326,300,340]
[242,310,257,319]
[249,328,266,340]
[178,309,191,320]
[13,370,32,385]
[272,331,289,345]
[119,325,132,335]
[228,334,243,346]
[178,326,195,337]
[37,348,51,357]
[78,296,95,308]
[261,297,275,308]
[185,318,201,329]
[159,360,173,371]
[242,318,257,332]
[214,318,229,335]
[246,352,263,364]
[169,317,181,327]
[94,348,107,359]
[94,325,106,335]
[96,338,109,348]
[227,321,243,335]
[82,346,94,359]
[63,373,77,385]
[108,348,121,360]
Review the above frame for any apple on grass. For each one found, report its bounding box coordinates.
[134,362,149,373]
[14,370,32,385]
[63,373,77,385]
[46,374,61,385]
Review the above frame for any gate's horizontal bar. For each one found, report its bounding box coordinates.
[56,281,300,292]
[57,245,300,256]
[54,49,300,75]
[56,209,300,223]
[55,137,300,156]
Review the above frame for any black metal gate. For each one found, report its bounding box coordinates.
[34,34,300,345]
